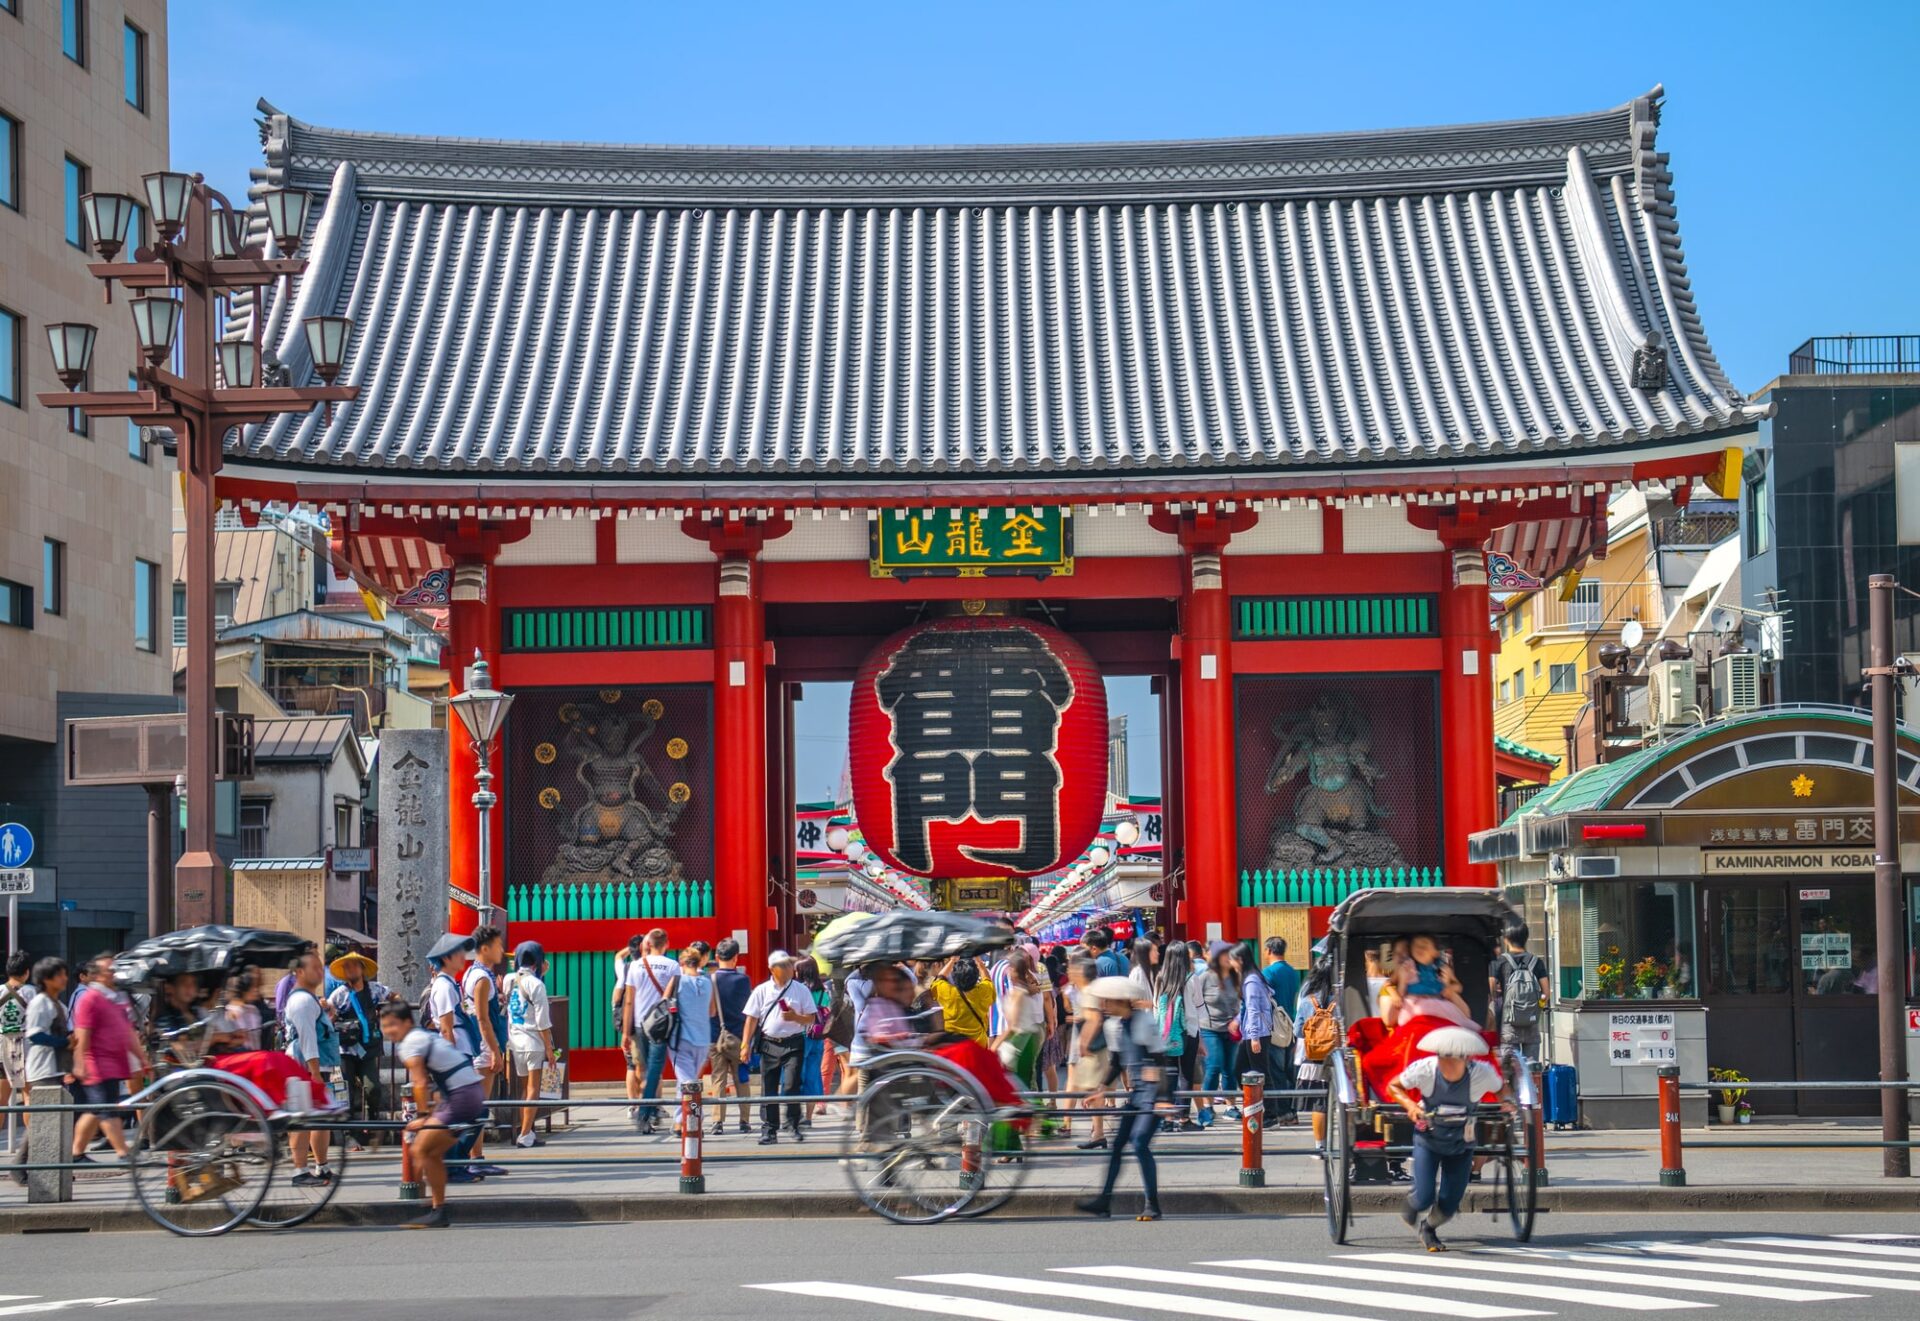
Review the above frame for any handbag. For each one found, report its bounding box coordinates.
[639,961,681,1045]
[1269,1005,1296,1049]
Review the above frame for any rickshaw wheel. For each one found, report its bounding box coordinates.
[1503,1106,1540,1241]
[1321,1079,1352,1244]
[247,1115,352,1229]
[953,1107,1033,1219]
[842,1058,992,1225]
[129,1076,277,1237]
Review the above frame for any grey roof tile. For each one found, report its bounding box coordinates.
[230,88,1754,483]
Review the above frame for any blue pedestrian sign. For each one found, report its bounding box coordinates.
[0,823,33,869]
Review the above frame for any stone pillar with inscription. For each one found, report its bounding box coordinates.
[379,728,449,1001]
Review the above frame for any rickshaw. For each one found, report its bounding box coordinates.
[1315,890,1541,1244]
[113,925,349,1236]
[811,911,1031,1225]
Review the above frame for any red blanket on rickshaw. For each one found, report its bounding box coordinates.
[930,1038,1028,1117]
[208,1050,315,1110]
[1350,1015,1499,1103]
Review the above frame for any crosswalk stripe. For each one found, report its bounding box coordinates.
[1346,1251,1859,1303]
[1525,1247,1920,1293]
[912,1272,1381,1321]
[1839,1234,1920,1241]
[1734,1237,1920,1260]
[1199,1259,1709,1311]
[0,1305,151,1316]
[1617,1243,1920,1288]
[1052,1265,1548,1318]
[747,1281,1127,1321]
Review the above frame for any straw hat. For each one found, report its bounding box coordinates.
[1087,975,1143,1005]
[328,951,376,981]
[1418,1026,1489,1059]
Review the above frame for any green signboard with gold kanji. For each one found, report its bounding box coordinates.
[870,508,1073,578]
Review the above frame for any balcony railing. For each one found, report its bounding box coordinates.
[1788,335,1920,376]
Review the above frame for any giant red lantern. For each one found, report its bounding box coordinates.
[849,615,1108,880]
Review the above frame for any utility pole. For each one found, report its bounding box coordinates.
[1866,574,1912,1178]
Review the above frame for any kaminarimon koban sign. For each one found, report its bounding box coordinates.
[849,616,1106,879]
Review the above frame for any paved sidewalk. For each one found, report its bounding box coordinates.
[2,1086,1911,1221]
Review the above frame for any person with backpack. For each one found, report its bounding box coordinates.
[503,943,555,1149]
[384,997,486,1229]
[706,938,754,1134]
[616,928,680,1135]
[0,951,34,1133]
[423,933,489,1182]
[281,946,341,1187]
[737,951,814,1145]
[1152,941,1199,1131]
[790,955,830,1125]
[1490,922,1548,1061]
[1294,955,1338,1144]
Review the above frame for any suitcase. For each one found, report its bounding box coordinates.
[1543,1063,1579,1129]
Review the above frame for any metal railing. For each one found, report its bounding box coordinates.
[1659,1068,1918,1185]
[1789,335,1920,376]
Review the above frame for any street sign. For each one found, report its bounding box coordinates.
[0,869,34,895]
[329,847,373,873]
[0,822,34,869]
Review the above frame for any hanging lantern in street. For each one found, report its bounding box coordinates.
[849,615,1107,880]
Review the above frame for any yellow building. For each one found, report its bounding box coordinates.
[1492,494,1665,780]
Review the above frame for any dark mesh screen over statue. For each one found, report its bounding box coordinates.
[1233,674,1442,880]
[503,684,715,892]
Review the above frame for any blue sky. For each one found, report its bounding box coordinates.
[168,0,1918,799]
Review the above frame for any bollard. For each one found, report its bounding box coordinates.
[1239,1069,1265,1187]
[1529,1064,1550,1186]
[398,1102,422,1201]
[678,1081,705,1194]
[1657,1065,1686,1187]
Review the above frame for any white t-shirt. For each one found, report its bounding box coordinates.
[623,954,679,1028]
[742,979,812,1040]
[23,992,64,1083]
[1394,1055,1503,1101]
[504,971,552,1052]
[424,971,463,1029]
[462,964,498,1034]
[399,1026,482,1092]
[282,987,331,1069]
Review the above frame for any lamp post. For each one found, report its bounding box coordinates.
[38,173,358,927]
[448,652,514,930]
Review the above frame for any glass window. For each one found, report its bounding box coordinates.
[134,558,157,652]
[171,582,185,647]
[0,577,29,629]
[1549,663,1579,694]
[126,374,145,458]
[122,22,147,111]
[1532,660,1542,681]
[0,304,18,406]
[1798,886,1877,996]
[64,156,89,248]
[62,0,85,65]
[0,109,18,211]
[65,369,89,436]
[1573,880,1696,1000]
[1512,668,1526,700]
[1746,471,1772,556]
[1498,678,1511,705]
[1701,883,1792,995]
[42,539,63,615]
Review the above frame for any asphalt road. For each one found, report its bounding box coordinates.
[7,1212,1920,1320]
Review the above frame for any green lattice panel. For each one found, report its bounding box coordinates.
[545,949,622,1050]
[504,606,710,652]
[1233,594,1435,640]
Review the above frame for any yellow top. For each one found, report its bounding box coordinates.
[931,977,997,1046]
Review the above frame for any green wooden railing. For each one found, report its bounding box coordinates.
[1237,865,1444,907]
[545,949,623,1050]
[506,878,714,923]
[1233,594,1436,640]
[503,605,710,652]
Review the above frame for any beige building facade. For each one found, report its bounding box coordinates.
[0,1,174,957]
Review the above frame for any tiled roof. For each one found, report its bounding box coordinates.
[230,88,1760,483]
[1494,734,1560,767]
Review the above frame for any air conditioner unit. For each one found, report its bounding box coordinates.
[1573,855,1622,879]
[1653,658,1697,726]
[1711,651,1762,717]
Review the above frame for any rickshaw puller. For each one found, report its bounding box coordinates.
[1386,1025,1508,1252]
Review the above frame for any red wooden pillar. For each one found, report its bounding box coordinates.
[1439,543,1496,886]
[1177,544,1237,943]
[445,559,501,935]
[714,552,770,966]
